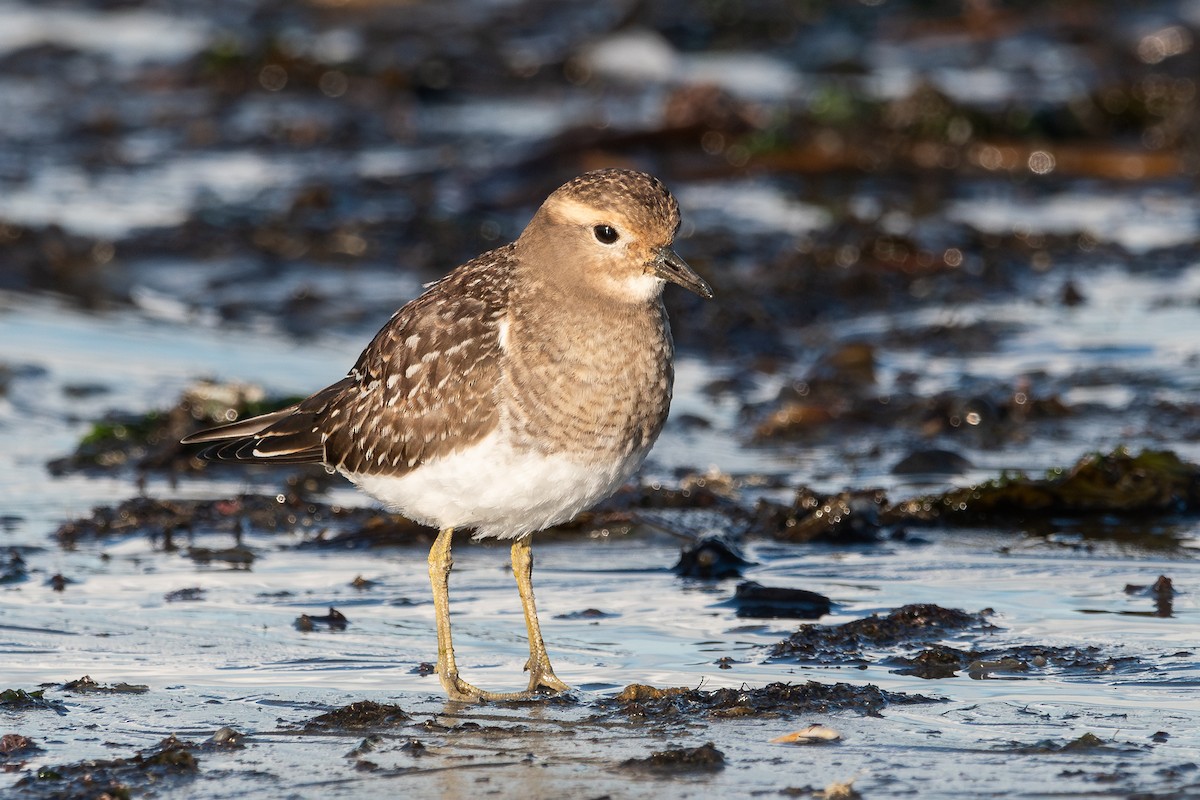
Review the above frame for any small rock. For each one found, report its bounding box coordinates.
[891,448,973,476]
[732,581,832,619]
[1060,279,1086,306]
[673,536,750,579]
[295,607,349,631]
[164,587,206,603]
[0,733,34,756]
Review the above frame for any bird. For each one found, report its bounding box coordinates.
[181,168,713,702]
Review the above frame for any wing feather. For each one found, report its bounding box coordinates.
[182,246,512,474]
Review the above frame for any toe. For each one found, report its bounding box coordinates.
[527,670,570,694]
[439,671,485,702]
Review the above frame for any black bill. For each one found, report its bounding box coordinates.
[653,247,714,299]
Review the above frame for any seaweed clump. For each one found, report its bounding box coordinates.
[53,494,429,549]
[0,688,66,714]
[303,701,409,732]
[620,741,725,772]
[890,448,1200,524]
[755,487,890,543]
[46,382,304,476]
[596,680,939,721]
[770,604,987,664]
[14,735,200,799]
[887,644,1144,680]
[60,676,149,694]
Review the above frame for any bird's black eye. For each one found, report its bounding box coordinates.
[593,224,619,244]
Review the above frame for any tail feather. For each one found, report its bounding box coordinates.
[180,407,296,445]
[198,438,325,465]
[182,380,351,467]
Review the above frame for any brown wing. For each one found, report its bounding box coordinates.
[183,247,512,475]
[181,381,351,465]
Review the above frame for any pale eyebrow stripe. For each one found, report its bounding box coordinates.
[548,197,633,230]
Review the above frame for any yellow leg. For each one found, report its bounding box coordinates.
[428,527,489,701]
[427,528,554,702]
[511,536,570,694]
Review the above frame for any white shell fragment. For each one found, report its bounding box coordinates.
[771,724,842,744]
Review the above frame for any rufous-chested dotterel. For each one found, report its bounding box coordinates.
[183,168,713,701]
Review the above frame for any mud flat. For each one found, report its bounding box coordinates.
[3,0,1200,796]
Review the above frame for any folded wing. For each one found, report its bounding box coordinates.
[181,250,512,475]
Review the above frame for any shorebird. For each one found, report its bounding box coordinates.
[182,169,712,701]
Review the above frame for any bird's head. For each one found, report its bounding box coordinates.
[518,168,713,304]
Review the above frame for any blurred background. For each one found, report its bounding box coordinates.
[3,2,1200,797]
[3,0,1200,483]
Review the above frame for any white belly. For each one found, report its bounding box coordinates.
[346,429,647,539]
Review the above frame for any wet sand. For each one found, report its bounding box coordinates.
[3,0,1200,797]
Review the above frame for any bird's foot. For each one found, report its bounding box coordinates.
[524,656,571,695]
[440,669,563,703]
[526,670,570,695]
[440,671,490,703]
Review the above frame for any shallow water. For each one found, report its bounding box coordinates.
[4,0,1200,797]
[4,284,1200,796]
